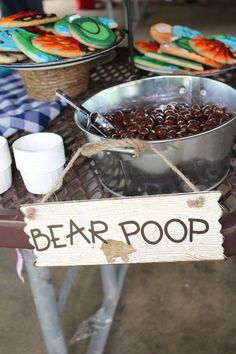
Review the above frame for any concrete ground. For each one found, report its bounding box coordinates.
[2,251,236,354]
[1,1,236,354]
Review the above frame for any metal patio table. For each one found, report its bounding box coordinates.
[1,48,236,354]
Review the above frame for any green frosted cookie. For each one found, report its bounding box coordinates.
[134,54,180,71]
[146,52,204,71]
[70,17,116,49]
[13,30,60,63]
[173,38,195,53]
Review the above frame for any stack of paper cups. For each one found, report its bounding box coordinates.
[0,136,12,194]
[13,133,66,195]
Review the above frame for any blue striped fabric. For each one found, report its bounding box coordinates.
[0,71,66,138]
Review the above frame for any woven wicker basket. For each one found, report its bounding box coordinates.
[19,62,90,100]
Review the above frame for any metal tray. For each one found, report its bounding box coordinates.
[0,32,125,70]
[135,62,236,77]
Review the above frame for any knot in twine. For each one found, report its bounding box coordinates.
[25,138,204,220]
[25,207,37,220]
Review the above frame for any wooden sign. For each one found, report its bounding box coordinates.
[21,191,224,267]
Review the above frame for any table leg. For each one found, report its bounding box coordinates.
[86,264,128,354]
[58,267,80,314]
[22,250,68,354]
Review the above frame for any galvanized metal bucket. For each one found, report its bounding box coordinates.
[74,76,236,196]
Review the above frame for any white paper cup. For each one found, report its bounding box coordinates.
[12,133,65,194]
[0,136,12,194]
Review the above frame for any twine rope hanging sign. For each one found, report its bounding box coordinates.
[21,139,223,267]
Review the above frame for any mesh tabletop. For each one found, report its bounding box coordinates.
[1,48,236,211]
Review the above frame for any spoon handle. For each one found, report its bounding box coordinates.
[56,89,107,137]
[56,89,90,115]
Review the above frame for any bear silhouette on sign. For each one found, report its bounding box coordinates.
[101,239,136,263]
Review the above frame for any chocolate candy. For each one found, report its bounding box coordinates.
[147,130,157,140]
[187,123,201,134]
[155,116,164,125]
[93,103,233,141]
[145,117,154,129]
[139,127,149,136]
[157,129,168,139]
[166,130,177,139]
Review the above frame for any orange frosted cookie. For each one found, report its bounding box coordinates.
[160,43,222,69]
[32,34,86,58]
[190,37,236,65]
[134,41,160,54]
[0,11,59,28]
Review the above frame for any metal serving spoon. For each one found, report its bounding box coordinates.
[56,90,114,137]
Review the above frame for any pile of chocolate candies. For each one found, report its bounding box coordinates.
[97,103,232,140]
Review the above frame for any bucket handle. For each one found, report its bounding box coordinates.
[104,147,136,158]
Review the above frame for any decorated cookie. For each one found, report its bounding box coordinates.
[172,37,194,52]
[54,15,72,36]
[146,52,204,71]
[11,52,27,61]
[70,17,116,49]
[13,30,60,63]
[134,41,160,54]
[160,43,222,68]
[0,52,18,63]
[0,51,26,63]
[54,14,118,37]
[150,23,172,44]
[190,36,236,65]
[172,25,202,40]
[0,11,60,28]
[94,16,118,29]
[150,23,201,44]
[55,14,95,36]
[32,34,85,58]
[54,14,86,37]
[134,54,181,71]
[0,27,25,51]
[207,34,236,52]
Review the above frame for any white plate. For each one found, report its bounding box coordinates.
[135,62,236,77]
